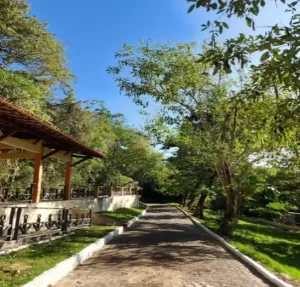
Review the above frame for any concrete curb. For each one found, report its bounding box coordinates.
[176,206,293,287]
[22,207,148,287]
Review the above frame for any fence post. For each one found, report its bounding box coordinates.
[94,186,100,199]
[6,207,16,241]
[121,187,124,196]
[61,208,69,232]
[13,208,22,240]
[30,184,35,203]
[89,209,92,225]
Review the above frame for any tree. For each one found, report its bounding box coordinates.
[0,0,72,91]
[109,41,289,235]
[98,124,165,187]
[187,0,300,94]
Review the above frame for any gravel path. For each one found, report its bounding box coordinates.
[55,205,272,287]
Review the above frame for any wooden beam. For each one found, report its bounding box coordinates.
[43,147,71,161]
[2,136,42,152]
[1,149,13,153]
[0,137,71,161]
[72,154,87,158]
[72,157,90,167]
[64,161,72,200]
[0,152,36,160]
[32,146,44,204]
[0,131,18,142]
[0,143,13,149]
[42,149,60,160]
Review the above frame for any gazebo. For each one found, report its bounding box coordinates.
[0,96,105,204]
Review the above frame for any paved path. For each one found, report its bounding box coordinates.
[55,205,272,287]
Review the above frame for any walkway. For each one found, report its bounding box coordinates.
[55,205,272,287]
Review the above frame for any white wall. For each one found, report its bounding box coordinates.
[0,195,140,225]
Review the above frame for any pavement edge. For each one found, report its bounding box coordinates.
[22,207,148,287]
[175,206,293,287]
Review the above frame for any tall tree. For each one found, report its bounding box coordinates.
[108,41,288,234]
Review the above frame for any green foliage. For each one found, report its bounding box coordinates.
[209,192,226,211]
[0,0,72,90]
[0,69,50,120]
[0,92,164,189]
[200,210,300,282]
[187,0,300,94]
[97,207,145,223]
[109,40,293,234]
[249,202,297,221]
[0,226,115,287]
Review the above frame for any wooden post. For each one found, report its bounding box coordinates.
[121,186,124,196]
[94,186,100,198]
[64,160,72,200]
[32,147,43,203]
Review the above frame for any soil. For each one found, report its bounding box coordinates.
[55,205,273,287]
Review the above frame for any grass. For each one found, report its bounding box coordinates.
[200,210,300,282]
[0,225,115,287]
[0,206,146,287]
[98,207,145,223]
[169,202,181,207]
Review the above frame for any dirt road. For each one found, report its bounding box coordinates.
[55,205,272,287]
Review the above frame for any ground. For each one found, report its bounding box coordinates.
[55,205,272,287]
[199,210,300,286]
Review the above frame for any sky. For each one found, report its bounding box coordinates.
[28,0,289,129]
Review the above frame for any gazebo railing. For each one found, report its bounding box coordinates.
[0,186,33,203]
[0,183,140,204]
[71,187,94,198]
[41,187,64,201]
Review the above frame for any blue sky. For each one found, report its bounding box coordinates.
[28,0,288,128]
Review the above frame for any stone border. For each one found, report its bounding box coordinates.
[22,207,148,287]
[176,207,293,287]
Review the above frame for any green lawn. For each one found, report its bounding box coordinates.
[0,226,115,287]
[98,207,144,223]
[200,210,300,283]
[0,207,146,287]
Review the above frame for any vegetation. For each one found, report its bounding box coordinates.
[0,226,115,287]
[0,206,146,287]
[0,1,166,191]
[0,0,299,274]
[200,210,300,283]
[109,40,300,235]
[98,207,145,223]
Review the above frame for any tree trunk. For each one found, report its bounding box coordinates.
[193,172,216,219]
[216,161,239,236]
[223,185,239,225]
[193,192,207,219]
[187,192,199,210]
[182,191,190,207]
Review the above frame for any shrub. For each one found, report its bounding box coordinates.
[248,202,296,221]
[209,193,226,211]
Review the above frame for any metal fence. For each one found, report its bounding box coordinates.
[285,212,300,226]
[0,206,91,246]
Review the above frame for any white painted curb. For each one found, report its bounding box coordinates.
[177,207,293,287]
[22,207,148,287]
